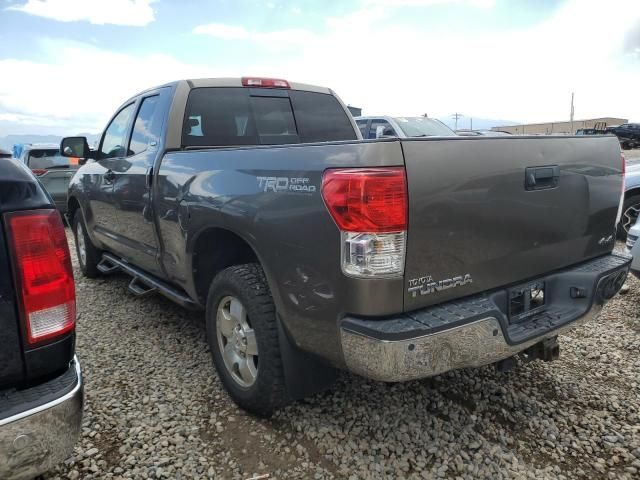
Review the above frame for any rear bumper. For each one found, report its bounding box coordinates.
[0,357,83,480]
[341,253,630,382]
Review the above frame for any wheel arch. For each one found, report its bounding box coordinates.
[624,187,640,201]
[189,226,275,306]
[67,195,81,225]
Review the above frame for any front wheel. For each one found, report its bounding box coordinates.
[72,210,101,278]
[206,264,287,416]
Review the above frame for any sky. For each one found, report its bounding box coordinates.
[0,0,639,136]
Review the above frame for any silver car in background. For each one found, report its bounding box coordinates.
[14,144,79,215]
[354,115,456,139]
[626,220,640,277]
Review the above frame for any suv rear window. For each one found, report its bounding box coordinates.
[27,149,71,169]
[182,87,356,147]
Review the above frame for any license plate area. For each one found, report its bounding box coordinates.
[509,281,546,323]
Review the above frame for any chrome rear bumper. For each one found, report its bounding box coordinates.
[0,357,83,480]
[341,253,630,382]
[341,306,601,382]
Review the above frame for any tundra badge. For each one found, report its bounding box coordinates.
[408,274,473,297]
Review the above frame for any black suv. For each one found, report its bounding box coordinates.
[0,158,82,479]
[607,123,640,149]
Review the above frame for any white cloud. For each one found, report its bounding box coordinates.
[2,0,640,137]
[193,23,318,47]
[7,0,156,26]
[0,39,223,134]
[365,0,495,7]
[193,0,640,123]
[193,23,249,40]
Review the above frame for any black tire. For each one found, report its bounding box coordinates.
[622,141,632,150]
[72,210,101,278]
[617,195,640,240]
[206,263,287,417]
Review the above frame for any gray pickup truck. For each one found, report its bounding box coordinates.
[61,77,630,416]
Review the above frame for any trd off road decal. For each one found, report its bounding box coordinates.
[257,176,317,193]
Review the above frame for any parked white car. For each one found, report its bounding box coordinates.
[626,220,640,277]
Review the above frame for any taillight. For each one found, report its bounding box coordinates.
[322,168,407,277]
[241,77,290,88]
[31,168,47,176]
[5,209,76,345]
[616,152,626,229]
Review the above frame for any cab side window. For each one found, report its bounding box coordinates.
[100,103,135,159]
[355,119,368,137]
[128,96,159,156]
[368,120,394,139]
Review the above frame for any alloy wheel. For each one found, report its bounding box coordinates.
[216,295,259,387]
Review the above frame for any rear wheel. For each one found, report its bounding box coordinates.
[618,195,640,240]
[206,264,287,416]
[72,210,101,278]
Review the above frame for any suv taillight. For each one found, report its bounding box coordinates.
[5,209,76,345]
[321,168,407,277]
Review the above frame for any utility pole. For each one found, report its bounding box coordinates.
[451,112,464,130]
[470,118,473,130]
[570,92,575,134]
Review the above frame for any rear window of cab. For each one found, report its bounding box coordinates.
[182,87,357,147]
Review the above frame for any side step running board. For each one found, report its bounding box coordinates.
[97,257,119,274]
[128,277,157,297]
[99,253,200,310]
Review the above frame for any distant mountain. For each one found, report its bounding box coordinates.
[437,117,518,132]
[0,133,100,152]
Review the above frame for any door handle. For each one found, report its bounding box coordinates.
[525,165,559,191]
[104,170,115,182]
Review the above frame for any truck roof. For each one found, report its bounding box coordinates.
[128,77,332,103]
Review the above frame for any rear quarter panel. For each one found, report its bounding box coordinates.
[155,140,404,365]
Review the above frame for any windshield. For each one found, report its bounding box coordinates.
[394,117,455,137]
[27,149,73,169]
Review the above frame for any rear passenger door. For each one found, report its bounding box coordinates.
[110,89,169,275]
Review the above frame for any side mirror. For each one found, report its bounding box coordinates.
[61,137,91,163]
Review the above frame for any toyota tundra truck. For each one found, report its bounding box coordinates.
[0,158,82,479]
[61,77,630,416]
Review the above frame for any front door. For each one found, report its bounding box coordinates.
[109,91,166,275]
[89,103,136,252]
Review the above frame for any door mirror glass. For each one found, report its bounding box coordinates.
[61,137,89,159]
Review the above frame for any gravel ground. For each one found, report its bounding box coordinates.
[45,233,640,480]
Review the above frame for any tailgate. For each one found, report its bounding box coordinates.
[38,168,77,201]
[0,219,25,388]
[403,135,623,311]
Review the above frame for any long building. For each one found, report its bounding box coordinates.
[491,117,627,135]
